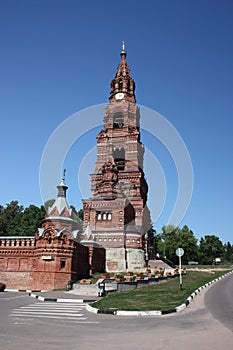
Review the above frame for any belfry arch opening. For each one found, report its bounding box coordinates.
[113,147,125,171]
[113,112,124,129]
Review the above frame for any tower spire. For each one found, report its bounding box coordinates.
[109,43,135,103]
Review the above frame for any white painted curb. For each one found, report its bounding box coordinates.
[56,298,87,303]
[117,310,162,316]
[86,304,98,314]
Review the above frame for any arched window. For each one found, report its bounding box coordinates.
[97,212,112,221]
[113,147,125,171]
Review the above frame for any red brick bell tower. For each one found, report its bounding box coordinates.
[82,44,151,272]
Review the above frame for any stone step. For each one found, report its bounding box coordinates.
[148,259,175,273]
[72,283,98,296]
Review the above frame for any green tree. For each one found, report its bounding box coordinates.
[177,225,198,264]
[0,205,4,233]
[19,205,46,236]
[198,235,224,264]
[223,242,233,262]
[156,225,179,263]
[0,201,24,236]
[77,208,83,220]
[70,206,83,234]
[147,226,156,260]
[0,200,85,237]
[156,225,198,265]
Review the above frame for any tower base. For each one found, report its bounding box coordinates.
[105,247,145,272]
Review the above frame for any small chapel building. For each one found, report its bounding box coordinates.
[0,179,105,290]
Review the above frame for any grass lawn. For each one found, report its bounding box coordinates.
[92,270,231,311]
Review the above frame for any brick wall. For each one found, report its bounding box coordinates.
[0,237,36,289]
[0,236,102,290]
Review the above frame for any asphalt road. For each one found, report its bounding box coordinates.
[0,273,232,350]
[204,271,233,331]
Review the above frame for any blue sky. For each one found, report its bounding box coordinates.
[1,0,233,244]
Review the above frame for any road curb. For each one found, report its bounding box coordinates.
[4,288,97,304]
[5,289,48,293]
[85,270,233,316]
[28,292,96,303]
